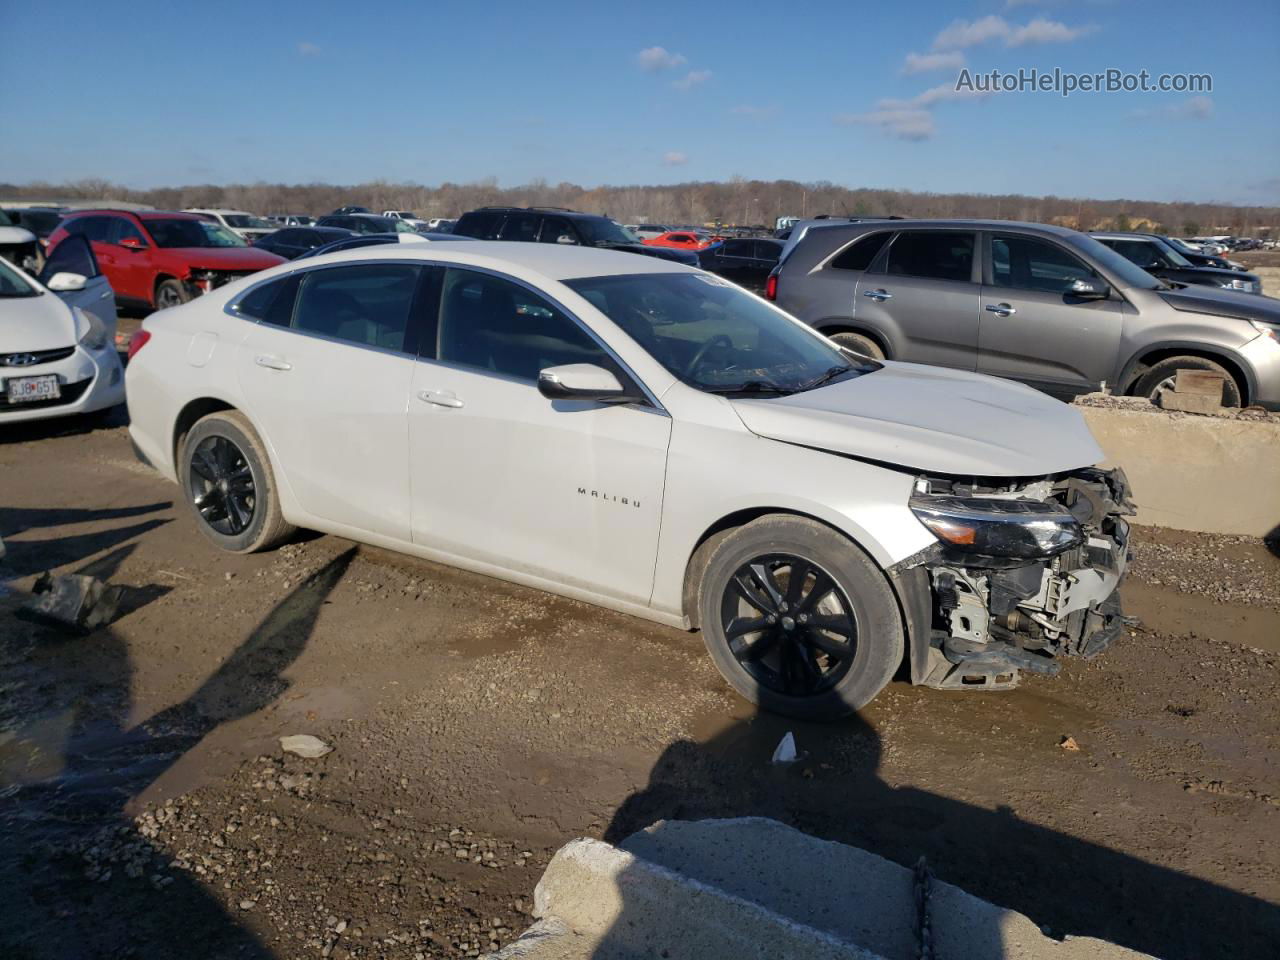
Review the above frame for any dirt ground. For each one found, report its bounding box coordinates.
[2,409,1278,960]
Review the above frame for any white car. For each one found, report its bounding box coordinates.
[184,209,278,242]
[125,244,1131,718]
[1,235,124,424]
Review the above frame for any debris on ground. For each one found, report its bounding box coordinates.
[1059,736,1082,752]
[279,734,333,758]
[20,572,123,633]
[771,731,798,764]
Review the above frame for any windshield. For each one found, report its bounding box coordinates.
[1150,237,1193,267]
[143,219,247,248]
[223,214,275,229]
[0,258,39,297]
[565,273,878,394]
[1064,233,1163,290]
[577,218,639,246]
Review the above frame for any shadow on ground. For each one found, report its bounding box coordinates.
[0,524,356,960]
[603,705,1278,960]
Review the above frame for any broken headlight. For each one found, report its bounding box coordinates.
[909,495,1084,560]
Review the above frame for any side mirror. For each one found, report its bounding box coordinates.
[554,234,576,245]
[537,364,642,405]
[46,271,88,292]
[1068,278,1110,300]
[119,235,147,250]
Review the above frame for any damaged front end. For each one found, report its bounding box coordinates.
[893,467,1135,691]
[184,268,257,299]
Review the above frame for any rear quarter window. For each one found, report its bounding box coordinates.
[829,232,891,272]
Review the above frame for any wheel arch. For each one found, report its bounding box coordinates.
[172,396,236,466]
[1117,341,1255,404]
[152,273,179,307]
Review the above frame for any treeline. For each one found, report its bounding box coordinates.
[3,177,1276,236]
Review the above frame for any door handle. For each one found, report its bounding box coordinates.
[417,389,464,409]
[985,303,1017,317]
[255,355,292,371]
[862,289,892,302]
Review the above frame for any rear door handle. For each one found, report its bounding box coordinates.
[255,355,292,370]
[985,303,1016,317]
[417,388,464,409]
[862,289,892,302]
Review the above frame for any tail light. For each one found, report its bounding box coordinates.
[764,274,778,301]
[127,329,152,361]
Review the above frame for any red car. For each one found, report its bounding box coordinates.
[643,230,717,251]
[46,210,285,311]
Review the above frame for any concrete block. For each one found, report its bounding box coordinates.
[1159,391,1221,415]
[491,819,1157,960]
[1078,404,1280,535]
[1173,369,1227,397]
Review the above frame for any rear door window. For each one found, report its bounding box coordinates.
[830,232,890,272]
[73,216,116,243]
[883,231,975,282]
[233,275,299,326]
[455,211,503,239]
[293,264,421,351]
[720,239,753,258]
[990,235,1098,294]
[499,213,540,242]
[110,218,147,246]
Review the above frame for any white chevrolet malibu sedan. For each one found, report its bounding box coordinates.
[126,243,1132,719]
[2,236,124,424]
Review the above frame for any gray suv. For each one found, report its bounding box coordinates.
[770,219,1280,408]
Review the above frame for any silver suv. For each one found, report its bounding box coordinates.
[770,219,1280,408]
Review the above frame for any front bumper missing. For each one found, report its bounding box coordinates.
[906,467,1135,691]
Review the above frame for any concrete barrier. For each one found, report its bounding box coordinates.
[487,818,1154,960]
[1075,400,1280,536]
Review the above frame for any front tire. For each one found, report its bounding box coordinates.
[696,515,903,720]
[154,279,190,311]
[180,411,294,553]
[1135,355,1242,407]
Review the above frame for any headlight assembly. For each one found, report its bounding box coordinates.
[909,495,1084,559]
[74,307,109,351]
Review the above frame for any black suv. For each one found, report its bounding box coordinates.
[1090,232,1262,295]
[451,207,698,265]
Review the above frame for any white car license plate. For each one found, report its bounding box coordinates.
[6,375,61,404]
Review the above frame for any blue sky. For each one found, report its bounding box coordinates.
[3,0,1277,205]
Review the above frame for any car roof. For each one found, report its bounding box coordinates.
[185,208,252,215]
[65,209,204,221]
[304,240,695,280]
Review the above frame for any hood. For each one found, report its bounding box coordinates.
[167,246,287,269]
[1,292,76,353]
[0,225,37,245]
[1160,286,1280,325]
[1160,265,1260,284]
[729,362,1103,477]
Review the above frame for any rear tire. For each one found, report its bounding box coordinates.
[154,279,189,311]
[1135,355,1242,407]
[696,515,903,720]
[180,410,294,553]
[829,331,885,360]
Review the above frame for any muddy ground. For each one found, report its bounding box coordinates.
[1,410,1278,960]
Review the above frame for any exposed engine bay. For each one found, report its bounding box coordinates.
[894,466,1135,690]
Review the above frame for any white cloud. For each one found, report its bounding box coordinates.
[672,69,712,91]
[662,151,689,166]
[902,51,966,75]
[636,46,687,72]
[1007,17,1096,45]
[1132,95,1214,120]
[297,41,322,56]
[836,108,936,141]
[932,14,1093,50]
[933,15,1012,50]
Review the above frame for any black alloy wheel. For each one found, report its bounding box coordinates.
[719,554,858,697]
[188,435,256,536]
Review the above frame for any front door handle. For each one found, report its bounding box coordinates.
[985,302,1017,317]
[862,289,892,302]
[255,355,292,370]
[417,388,464,409]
